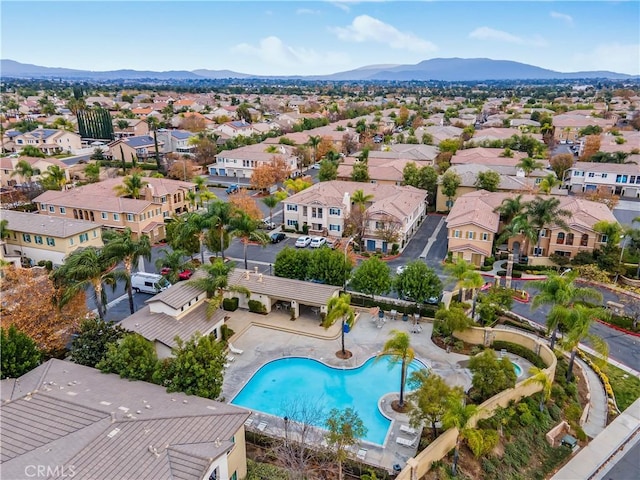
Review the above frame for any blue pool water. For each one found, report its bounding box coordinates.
[231,356,426,445]
[513,362,523,377]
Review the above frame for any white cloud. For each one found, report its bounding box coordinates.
[296,8,320,15]
[571,43,640,75]
[330,15,437,53]
[231,36,350,74]
[469,27,547,47]
[550,11,573,25]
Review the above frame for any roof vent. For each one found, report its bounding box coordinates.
[254,266,259,274]
[258,273,263,282]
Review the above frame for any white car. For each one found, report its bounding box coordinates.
[295,236,312,248]
[310,236,326,248]
[396,265,407,275]
[311,163,321,169]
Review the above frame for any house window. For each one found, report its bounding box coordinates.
[48,205,55,212]
[453,230,461,238]
[286,204,297,211]
[69,237,74,245]
[161,196,167,203]
[60,207,66,214]
[34,235,43,244]
[466,231,475,240]
[566,233,574,246]
[209,467,219,480]
[40,204,46,210]
[312,207,323,218]
[93,230,98,238]
[23,234,31,243]
[101,212,107,220]
[631,176,636,184]
[600,234,608,243]
[580,234,589,246]
[79,233,89,243]
[554,251,571,257]
[287,219,298,227]
[535,178,542,184]
[482,233,489,241]
[127,213,134,222]
[539,229,547,238]
[329,224,341,232]
[556,232,565,244]
[533,246,544,256]
[588,172,595,178]
[616,175,628,183]
[602,173,608,179]
[46,237,55,246]
[113,213,120,221]
[329,208,341,216]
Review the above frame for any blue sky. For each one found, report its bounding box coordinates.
[2,1,639,75]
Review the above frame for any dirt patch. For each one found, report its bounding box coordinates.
[336,350,353,359]
[431,334,477,355]
[391,399,410,414]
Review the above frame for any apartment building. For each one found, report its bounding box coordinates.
[208,143,299,178]
[563,159,640,198]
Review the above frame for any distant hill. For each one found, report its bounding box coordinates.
[1,58,634,82]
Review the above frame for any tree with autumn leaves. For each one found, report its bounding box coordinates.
[250,155,291,191]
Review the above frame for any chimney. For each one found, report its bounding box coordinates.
[244,271,250,279]
[254,266,259,274]
[145,184,154,201]
[258,274,263,282]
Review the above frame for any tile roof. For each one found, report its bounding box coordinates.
[34,189,152,214]
[0,359,250,480]
[0,210,101,238]
[123,136,156,148]
[451,147,527,167]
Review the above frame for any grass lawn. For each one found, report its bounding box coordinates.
[602,363,640,412]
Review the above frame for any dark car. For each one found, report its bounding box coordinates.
[270,232,287,243]
[225,184,239,194]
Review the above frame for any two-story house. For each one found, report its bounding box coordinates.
[108,135,164,162]
[155,129,197,156]
[215,120,255,138]
[0,210,102,267]
[0,156,70,188]
[33,177,196,242]
[563,159,640,198]
[446,190,619,266]
[208,143,299,178]
[112,118,149,139]
[4,126,82,155]
[283,181,427,252]
[553,113,616,142]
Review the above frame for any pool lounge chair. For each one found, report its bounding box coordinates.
[396,436,417,447]
[257,421,268,432]
[356,448,367,461]
[244,418,253,428]
[229,343,244,355]
[400,424,417,435]
[226,355,235,363]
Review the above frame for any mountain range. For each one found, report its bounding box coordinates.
[1,58,634,82]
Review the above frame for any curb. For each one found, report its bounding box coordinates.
[595,318,640,338]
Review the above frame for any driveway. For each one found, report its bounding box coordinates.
[388,214,448,274]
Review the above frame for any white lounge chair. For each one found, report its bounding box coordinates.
[244,418,253,428]
[396,436,417,447]
[257,421,268,432]
[356,448,367,461]
[226,354,235,363]
[400,424,417,435]
[229,343,244,355]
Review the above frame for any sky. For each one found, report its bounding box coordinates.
[1,1,639,76]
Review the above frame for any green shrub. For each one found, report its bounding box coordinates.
[220,324,235,342]
[512,271,522,278]
[248,300,267,314]
[222,297,239,311]
[497,270,507,277]
[37,260,53,270]
[302,224,309,235]
[491,340,546,369]
[391,243,399,255]
[480,265,493,272]
[484,256,496,267]
[548,403,562,421]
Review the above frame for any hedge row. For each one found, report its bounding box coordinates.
[490,340,546,369]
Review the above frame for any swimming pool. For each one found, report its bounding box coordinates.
[231,356,426,445]
[512,362,523,377]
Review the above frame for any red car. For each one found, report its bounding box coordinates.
[178,269,193,281]
[159,267,172,276]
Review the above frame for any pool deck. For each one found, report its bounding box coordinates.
[221,307,530,473]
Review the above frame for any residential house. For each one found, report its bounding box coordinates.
[33,177,196,243]
[113,118,149,139]
[598,131,640,154]
[283,181,427,252]
[553,113,616,142]
[0,210,102,266]
[108,135,163,162]
[155,129,197,156]
[415,125,463,144]
[0,359,250,480]
[337,157,429,185]
[208,143,299,178]
[471,127,543,144]
[446,190,618,266]
[264,123,359,152]
[563,160,640,198]
[4,126,82,155]
[369,144,439,163]
[450,147,527,167]
[0,155,70,188]
[215,120,255,138]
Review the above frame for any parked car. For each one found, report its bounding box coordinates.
[132,272,171,294]
[295,236,312,248]
[159,267,172,276]
[311,163,321,169]
[270,232,287,243]
[225,184,239,194]
[259,218,276,230]
[396,265,407,275]
[310,236,327,248]
[178,269,193,281]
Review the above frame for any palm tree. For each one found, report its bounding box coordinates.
[444,258,483,307]
[524,366,553,412]
[531,271,602,350]
[191,176,208,207]
[563,305,609,381]
[495,213,538,260]
[113,173,148,199]
[178,212,212,264]
[526,196,571,256]
[325,150,342,164]
[307,135,321,166]
[376,330,415,408]
[206,201,234,260]
[322,293,356,357]
[493,194,525,225]
[102,228,152,314]
[188,259,250,318]
[516,157,544,177]
[538,173,560,195]
[10,159,35,185]
[52,247,123,321]
[228,212,270,270]
[350,189,374,249]
[155,248,189,284]
[262,195,279,225]
[442,397,480,476]
[41,165,68,191]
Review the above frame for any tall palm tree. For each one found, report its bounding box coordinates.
[228,212,270,270]
[102,228,152,314]
[307,135,321,165]
[113,173,148,199]
[444,258,483,306]
[178,212,212,264]
[191,176,208,207]
[41,165,68,191]
[52,247,123,321]
[376,330,415,408]
[262,195,279,225]
[562,305,609,381]
[524,366,553,412]
[526,196,571,256]
[442,397,480,476]
[206,200,235,260]
[188,259,250,318]
[495,213,538,260]
[493,194,525,225]
[10,159,35,184]
[322,293,356,357]
[516,157,544,177]
[155,248,189,284]
[538,173,560,195]
[531,271,602,350]
[350,189,374,249]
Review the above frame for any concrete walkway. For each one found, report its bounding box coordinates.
[576,356,609,438]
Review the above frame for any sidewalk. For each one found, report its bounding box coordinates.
[576,356,608,438]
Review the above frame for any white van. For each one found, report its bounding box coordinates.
[131,272,171,294]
